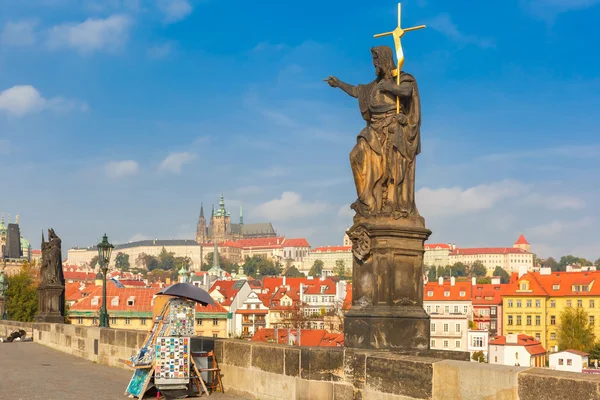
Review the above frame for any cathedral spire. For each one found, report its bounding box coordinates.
[239,204,244,225]
[211,204,214,217]
[200,203,204,219]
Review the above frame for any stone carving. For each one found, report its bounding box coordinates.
[326,45,421,220]
[40,229,64,286]
[348,225,371,261]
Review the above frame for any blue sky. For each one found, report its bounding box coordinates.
[1,0,599,260]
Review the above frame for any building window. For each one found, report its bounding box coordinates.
[526,316,532,326]
[551,332,556,340]
[196,318,203,325]
[213,333,218,338]
[508,315,513,325]
[443,340,449,348]
[551,316,556,325]
[426,305,431,313]
[558,359,564,365]
[444,306,450,314]
[516,316,522,325]
[472,336,484,347]
[591,316,595,326]
[567,359,572,366]
[443,323,449,333]
[431,339,436,348]
[427,291,433,297]
[213,318,219,326]
[491,307,496,315]
[508,300,513,308]
[535,300,541,308]
[535,315,541,326]
[435,306,440,313]
[444,291,450,297]
[455,340,461,348]
[456,323,461,333]
[590,300,595,308]
[125,318,131,325]
[520,283,527,290]
[535,333,541,341]
[566,300,572,307]
[491,321,497,330]
[110,317,117,325]
[495,356,498,362]
[516,300,522,308]
[459,291,466,297]
[431,323,436,332]
[578,300,583,308]
[526,300,532,308]
[92,318,97,325]
[77,317,83,324]
[140,318,147,326]
[464,306,468,314]
[454,306,459,313]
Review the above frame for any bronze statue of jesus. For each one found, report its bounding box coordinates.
[327,45,421,220]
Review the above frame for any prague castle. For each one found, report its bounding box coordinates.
[195,194,276,244]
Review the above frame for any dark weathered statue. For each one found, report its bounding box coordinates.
[40,228,64,285]
[36,228,65,323]
[326,45,421,220]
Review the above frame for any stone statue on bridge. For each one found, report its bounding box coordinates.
[36,228,65,323]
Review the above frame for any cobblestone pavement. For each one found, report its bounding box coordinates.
[0,342,249,400]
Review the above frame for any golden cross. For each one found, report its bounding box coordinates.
[374,3,425,113]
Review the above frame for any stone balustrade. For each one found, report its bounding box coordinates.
[1,320,598,399]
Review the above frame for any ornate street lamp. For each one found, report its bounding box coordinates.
[0,271,8,320]
[97,234,114,328]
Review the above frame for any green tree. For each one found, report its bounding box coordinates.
[333,259,348,279]
[157,247,176,270]
[114,252,130,271]
[557,307,595,352]
[594,258,600,267]
[241,255,281,278]
[450,262,468,277]
[558,255,590,271]
[309,260,324,277]
[588,343,600,365]
[477,277,492,284]
[6,265,38,322]
[493,266,510,284]
[148,268,170,283]
[436,266,447,279]
[543,257,559,271]
[427,266,437,282]
[471,261,487,277]
[89,255,99,268]
[284,266,305,278]
[471,350,486,363]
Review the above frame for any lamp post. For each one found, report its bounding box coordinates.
[97,234,114,328]
[0,271,8,320]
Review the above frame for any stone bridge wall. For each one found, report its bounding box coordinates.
[1,321,598,400]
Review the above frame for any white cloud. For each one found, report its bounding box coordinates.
[46,14,131,54]
[158,152,196,174]
[427,13,495,49]
[127,233,151,242]
[417,180,526,217]
[523,0,600,20]
[261,166,287,177]
[337,204,354,219]
[157,0,193,23]
[251,41,288,52]
[529,218,593,237]
[253,192,329,222]
[0,85,86,117]
[147,42,174,59]
[105,160,139,178]
[1,20,37,46]
[523,193,585,210]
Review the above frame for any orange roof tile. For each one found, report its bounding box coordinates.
[311,246,351,253]
[63,271,97,281]
[514,234,529,245]
[451,247,531,255]
[424,281,472,301]
[489,334,544,349]
[471,284,507,305]
[236,237,285,249]
[343,284,352,310]
[209,280,246,306]
[504,271,600,297]
[282,238,310,247]
[424,244,451,250]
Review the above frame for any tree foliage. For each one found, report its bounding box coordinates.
[471,350,486,363]
[241,255,281,278]
[333,259,348,280]
[543,257,559,271]
[477,277,492,284]
[309,260,324,277]
[284,266,305,278]
[426,266,437,282]
[493,266,511,284]
[114,252,130,271]
[6,264,38,322]
[558,255,590,271]
[557,307,595,352]
[202,251,235,273]
[471,261,487,277]
[89,255,99,268]
[588,342,600,363]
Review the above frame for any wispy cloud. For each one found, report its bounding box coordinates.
[253,192,329,222]
[157,0,193,23]
[522,0,600,21]
[0,85,87,117]
[1,20,38,46]
[158,151,196,174]
[529,217,593,237]
[427,13,495,49]
[105,160,139,179]
[480,145,600,162]
[147,42,174,59]
[251,41,288,52]
[46,14,132,54]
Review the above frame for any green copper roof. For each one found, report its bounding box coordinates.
[178,266,187,276]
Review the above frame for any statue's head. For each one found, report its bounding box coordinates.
[371,46,396,79]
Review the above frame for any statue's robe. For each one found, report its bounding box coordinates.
[350,72,421,217]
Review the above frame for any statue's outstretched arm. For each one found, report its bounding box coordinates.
[325,76,358,98]
[378,80,412,98]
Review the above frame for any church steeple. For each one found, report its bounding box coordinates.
[239,205,244,226]
[196,203,207,243]
[200,203,204,219]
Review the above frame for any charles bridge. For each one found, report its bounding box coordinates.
[1,320,598,400]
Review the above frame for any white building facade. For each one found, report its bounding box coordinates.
[304,246,353,276]
[549,350,589,373]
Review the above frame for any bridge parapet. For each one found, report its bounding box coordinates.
[1,321,598,400]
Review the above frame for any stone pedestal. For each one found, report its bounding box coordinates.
[344,216,431,351]
[35,284,65,323]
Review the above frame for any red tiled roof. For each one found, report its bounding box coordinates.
[561,349,590,357]
[312,246,351,253]
[423,281,472,301]
[118,279,147,287]
[219,240,242,248]
[319,332,344,347]
[344,284,352,310]
[471,284,506,305]
[282,238,310,247]
[194,302,228,313]
[236,309,268,315]
[514,234,529,245]
[209,280,246,306]
[63,271,97,281]
[451,248,530,255]
[504,271,600,297]
[31,249,41,255]
[526,344,547,356]
[424,244,451,250]
[236,237,285,249]
[489,334,542,347]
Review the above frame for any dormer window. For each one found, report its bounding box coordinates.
[459,291,466,297]
[552,284,560,290]
[127,296,135,306]
[320,286,327,294]
[444,291,450,297]
[427,291,433,297]
[111,296,119,306]
[91,296,99,306]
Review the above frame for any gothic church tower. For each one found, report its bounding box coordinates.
[195,203,207,243]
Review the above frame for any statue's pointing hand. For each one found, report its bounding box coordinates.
[325,76,340,88]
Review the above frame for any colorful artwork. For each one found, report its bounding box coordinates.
[168,298,196,336]
[125,368,153,398]
[155,336,190,385]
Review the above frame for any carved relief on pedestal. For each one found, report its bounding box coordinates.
[348,225,371,261]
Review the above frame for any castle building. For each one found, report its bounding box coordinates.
[195,194,276,244]
[1,213,32,275]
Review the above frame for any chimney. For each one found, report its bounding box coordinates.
[540,267,551,276]
[451,277,456,286]
[283,275,286,286]
[472,277,476,286]
[506,334,518,344]
[438,277,443,286]
[518,265,527,278]
[299,283,303,303]
[203,273,207,286]
[491,277,501,285]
